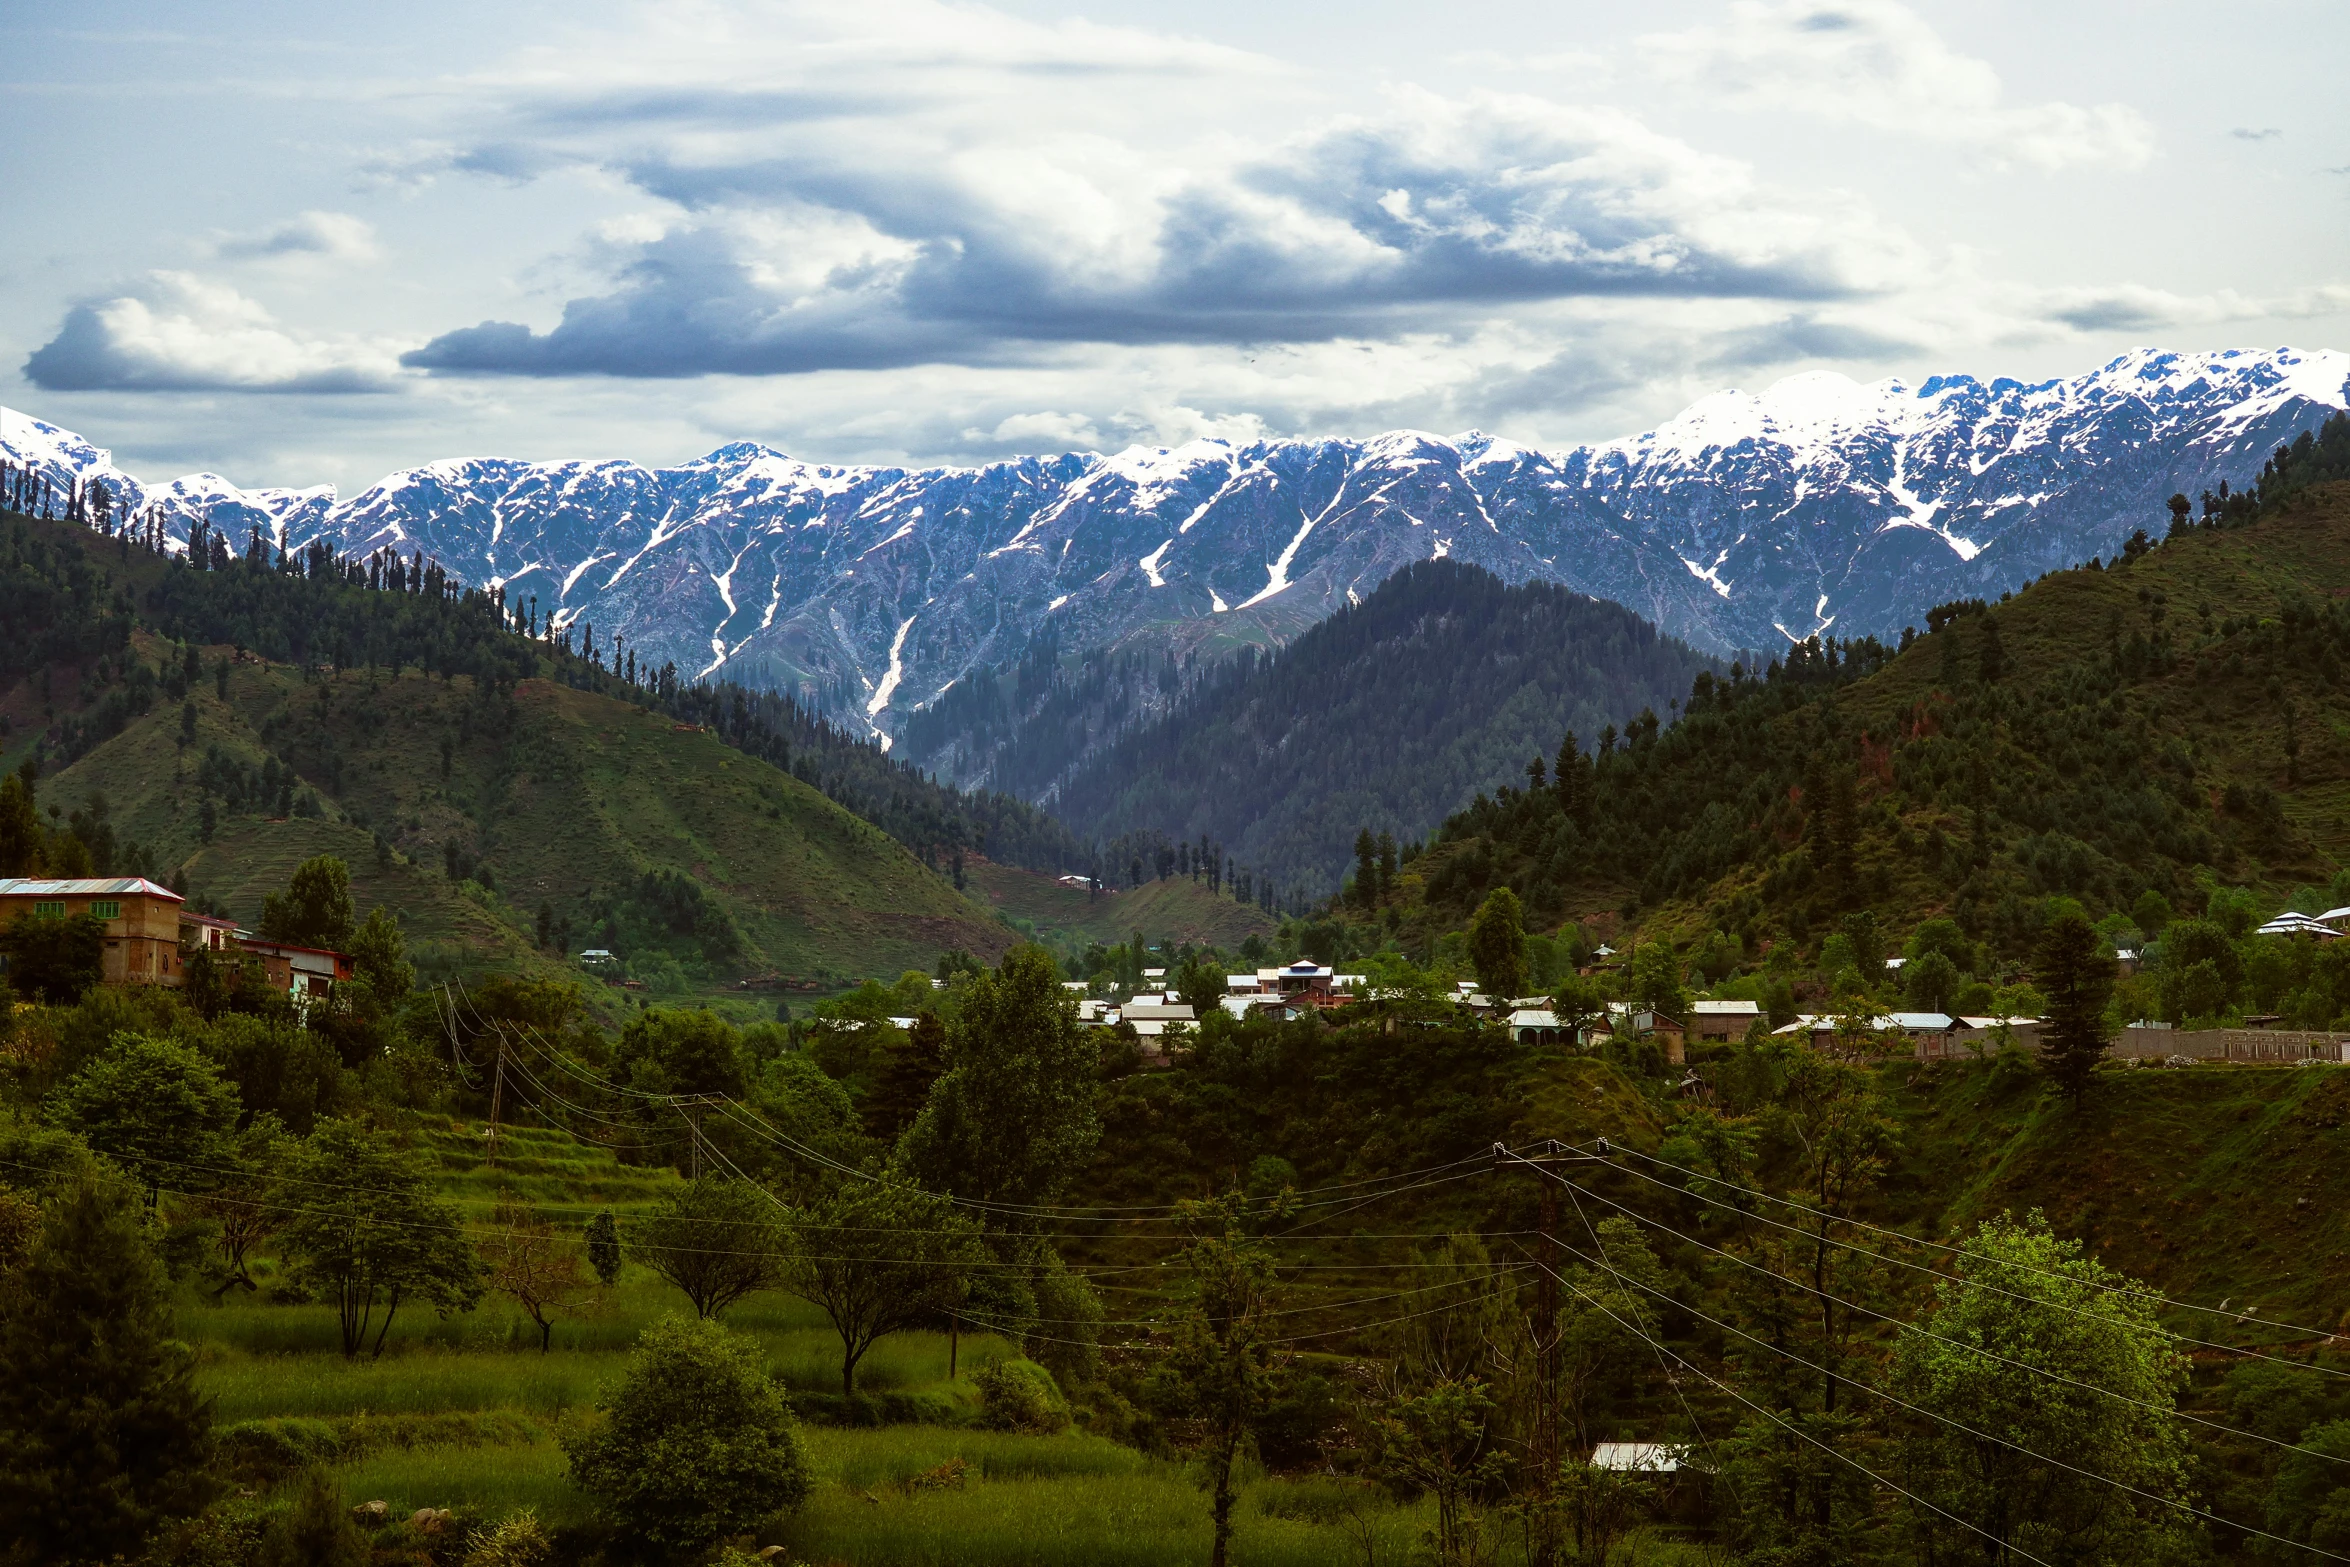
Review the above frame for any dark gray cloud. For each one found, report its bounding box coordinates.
[407,105,1865,379]
[2044,294,2177,332]
[1703,314,1922,369]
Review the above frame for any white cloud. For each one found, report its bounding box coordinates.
[23,272,405,394]
[1640,1,2153,172]
[210,210,382,265]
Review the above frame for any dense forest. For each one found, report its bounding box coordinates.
[1046,561,1725,895]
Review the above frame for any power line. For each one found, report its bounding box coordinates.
[1615,1141,2348,1348]
[451,979,1504,1227]
[1586,1139,2350,1381]
[1535,1157,2350,1466]
[1514,1248,2057,1567]
[1517,1159,2350,1563]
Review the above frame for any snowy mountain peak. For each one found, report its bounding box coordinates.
[2,345,2343,763]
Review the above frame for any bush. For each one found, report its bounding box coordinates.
[257,1469,367,1567]
[563,1317,811,1553]
[974,1358,1070,1434]
[216,1417,343,1483]
[462,1507,553,1567]
[791,1388,966,1427]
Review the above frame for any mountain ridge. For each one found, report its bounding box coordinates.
[5,346,2343,775]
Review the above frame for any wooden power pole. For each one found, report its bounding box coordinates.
[1497,1138,1610,1567]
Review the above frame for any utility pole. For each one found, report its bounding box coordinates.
[1497,1138,1610,1567]
[675,1095,723,1180]
[485,1025,508,1169]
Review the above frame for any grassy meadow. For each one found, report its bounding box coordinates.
[964,855,1279,952]
[178,1118,1498,1565]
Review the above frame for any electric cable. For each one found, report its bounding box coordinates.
[1514,1156,2350,1562]
[1618,1140,2350,1347]
[1514,1247,2057,1567]
[1583,1138,2350,1379]
[1528,1154,2350,1466]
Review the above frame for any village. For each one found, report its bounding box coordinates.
[15,871,2350,1076]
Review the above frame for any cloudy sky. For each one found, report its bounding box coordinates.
[3,0,2344,491]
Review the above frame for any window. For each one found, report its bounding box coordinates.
[32,901,64,920]
[90,900,121,921]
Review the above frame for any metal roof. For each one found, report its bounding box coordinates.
[0,877,182,901]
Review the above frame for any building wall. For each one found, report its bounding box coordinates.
[2108,1029,2350,1063]
[0,890,185,988]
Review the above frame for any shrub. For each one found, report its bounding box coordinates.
[257,1469,367,1567]
[974,1358,1070,1434]
[563,1317,811,1553]
[462,1507,553,1567]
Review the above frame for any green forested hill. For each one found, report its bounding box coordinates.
[1046,560,1724,897]
[1378,415,2350,997]
[0,509,1018,993]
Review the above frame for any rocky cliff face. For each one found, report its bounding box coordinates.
[6,347,2343,771]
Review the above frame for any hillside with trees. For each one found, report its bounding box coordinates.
[0,505,1023,991]
[1039,560,1724,897]
[1319,415,2350,1031]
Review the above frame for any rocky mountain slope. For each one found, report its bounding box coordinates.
[5,348,2341,779]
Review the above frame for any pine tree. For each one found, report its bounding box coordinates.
[1825,767,1859,894]
[586,1210,624,1287]
[1554,731,1593,824]
[866,1011,948,1142]
[0,1178,214,1558]
[2037,913,2114,1103]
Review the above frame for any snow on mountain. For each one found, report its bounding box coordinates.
[5,346,2344,760]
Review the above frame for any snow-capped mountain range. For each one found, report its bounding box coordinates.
[5,346,2344,756]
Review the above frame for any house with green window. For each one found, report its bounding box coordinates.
[0,876,187,988]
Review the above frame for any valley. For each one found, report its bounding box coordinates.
[4,400,2350,1567]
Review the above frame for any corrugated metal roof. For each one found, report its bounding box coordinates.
[0,877,182,901]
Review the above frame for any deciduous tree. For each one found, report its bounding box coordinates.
[784,1177,985,1396]
[1467,887,1528,1001]
[896,946,1098,1214]
[178,1113,289,1299]
[1889,1213,2193,1564]
[47,1031,239,1202]
[1151,1192,1286,1567]
[276,1119,481,1357]
[627,1175,787,1320]
[0,913,106,1004]
[259,855,356,948]
[563,1317,810,1554]
[483,1198,596,1353]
